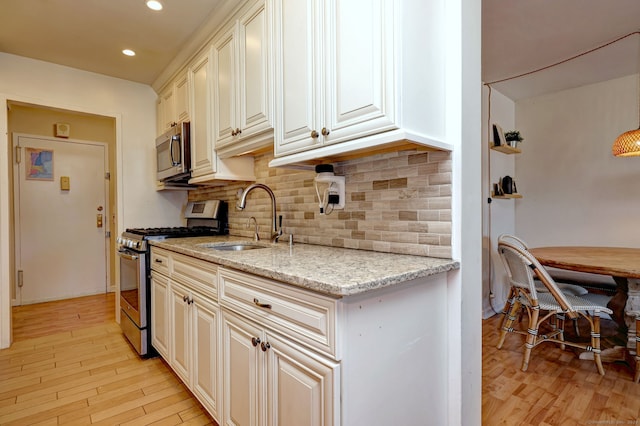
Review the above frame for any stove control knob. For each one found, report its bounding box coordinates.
[135,241,141,249]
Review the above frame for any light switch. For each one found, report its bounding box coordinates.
[60,176,70,191]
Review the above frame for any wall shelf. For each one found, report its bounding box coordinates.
[491,144,521,154]
[491,192,523,199]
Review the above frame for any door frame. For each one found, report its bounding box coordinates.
[12,133,111,305]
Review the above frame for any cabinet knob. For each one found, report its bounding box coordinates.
[231,130,236,136]
[251,337,261,347]
[236,128,241,135]
[183,295,188,302]
[261,341,271,352]
[310,130,319,138]
[321,127,330,136]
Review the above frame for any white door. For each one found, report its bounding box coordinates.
[14,134,109,305]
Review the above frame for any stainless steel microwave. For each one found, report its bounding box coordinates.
[156,122,191,183]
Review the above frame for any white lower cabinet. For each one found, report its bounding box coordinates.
[150,271,170,359]
[169,281,192,385]
[191,292,220,416]
[222,309,338,426]
[151,247,450,425]
[151,248,221,420]
[170,281,221,418]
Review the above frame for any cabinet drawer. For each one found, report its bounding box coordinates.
[150,247,170,276]
[219,267,338,358]
[171,252,218,300]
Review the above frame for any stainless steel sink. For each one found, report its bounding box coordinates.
[198,242,268,251]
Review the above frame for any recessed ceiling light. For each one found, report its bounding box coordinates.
[146,0,163,11]
[122,49,136,57]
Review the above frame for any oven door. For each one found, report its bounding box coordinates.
[118,248,146,328]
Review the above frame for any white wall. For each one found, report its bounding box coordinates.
[0,52,187,348]
[515,74,640,248]
[482,86,516,318]
[451,0,482,423]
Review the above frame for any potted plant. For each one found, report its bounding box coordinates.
[504,130,524,148]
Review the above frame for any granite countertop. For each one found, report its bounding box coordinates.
[150,236,460,298]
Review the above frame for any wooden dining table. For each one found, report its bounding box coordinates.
[529,246,640,363]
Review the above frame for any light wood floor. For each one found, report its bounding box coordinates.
[1,293,217,426]
[483,313,640,425]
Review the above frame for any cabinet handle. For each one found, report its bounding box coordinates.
[236,128,241,135]
[310,130,319,138]
[321,127,330,136]
[231,130,236,136]
[188,297,193,305]
[261,342,271,352]
[253,298,272,309]
[155,258,163,263]
[251,337,261,347]
[183,295,188,302]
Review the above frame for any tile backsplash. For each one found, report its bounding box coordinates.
[189,149,452,258]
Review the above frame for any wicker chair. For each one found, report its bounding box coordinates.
[630,310,640,383]
[496,234,613,375]
[496,234,588,336]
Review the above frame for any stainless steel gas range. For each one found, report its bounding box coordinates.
[116,200,227,356]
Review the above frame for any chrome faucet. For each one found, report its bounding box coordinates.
[237,183,282,243]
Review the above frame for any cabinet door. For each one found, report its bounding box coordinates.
[175,71,190,122]
[161,88,176,131]
[324,0,396,144]
[213,26,237,148]
[189,51,215,178]
[238,0,271,138]
[223,310,263,426]
[170,282,191,385]
[155,97,164,136]
[150,272,170,359]
[265,332,339,426]
[192,294,220,419]
[273,0,322,157]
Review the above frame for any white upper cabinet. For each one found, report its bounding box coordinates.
[188,47,256,185]
[213,0,273,158]
[156,71,189,137]
[175,71,190,123]
[189,50,215,180]
[271,0,451,165]
[156,86,176,136]
[274,0,394,157]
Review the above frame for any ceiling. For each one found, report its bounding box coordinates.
[1,1,639,100]
[0,0,225,87]
[482,0,640,100]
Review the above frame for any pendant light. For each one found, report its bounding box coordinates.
[612,36,640,157]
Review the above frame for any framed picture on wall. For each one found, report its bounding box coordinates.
[492,124,507,147]
[25,148,54,181]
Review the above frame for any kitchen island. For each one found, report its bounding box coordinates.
[149,236,460,426]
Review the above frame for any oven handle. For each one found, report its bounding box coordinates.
[117,249,139,261]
